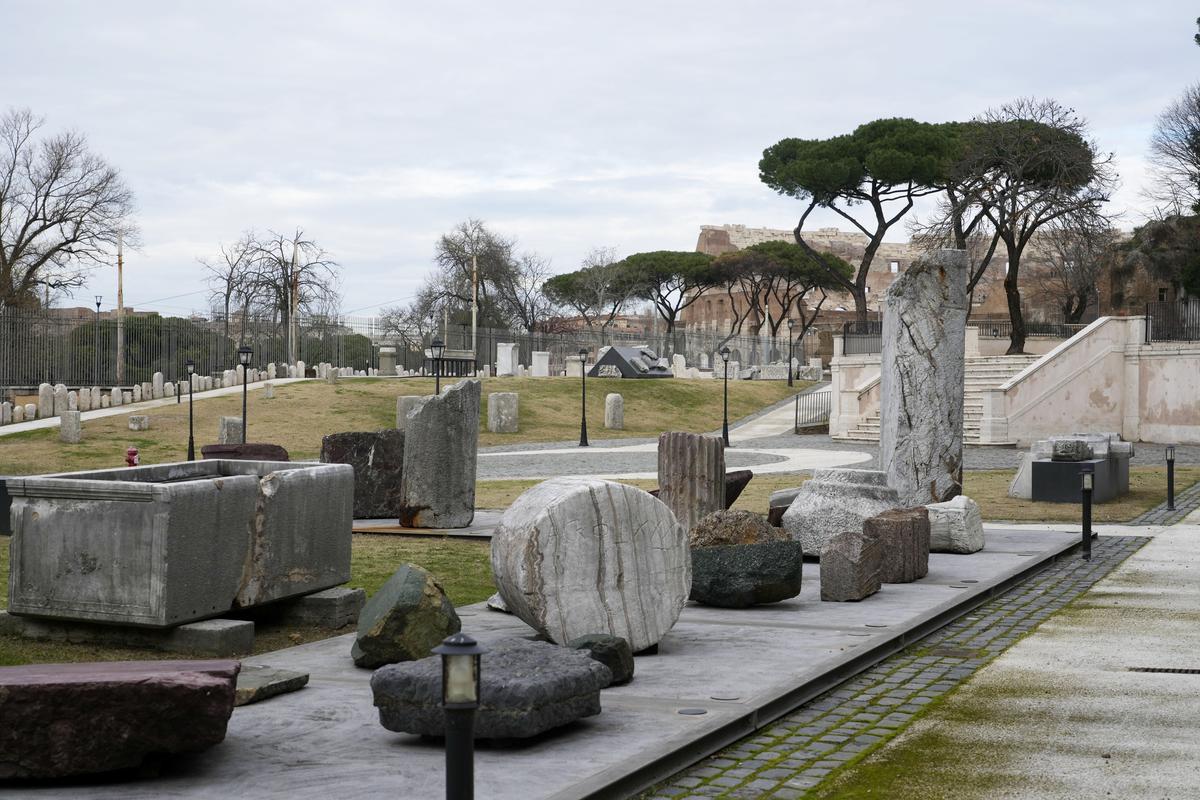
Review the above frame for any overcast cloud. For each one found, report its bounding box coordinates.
[4,1,1197,316]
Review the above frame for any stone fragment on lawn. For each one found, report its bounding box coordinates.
[604,393,623,429]
[487,392,519,433]
[59,410,82,443]
[372,638,610,738]
[689,509,786,548]
[926,495,985,554]
[820,528,882,602]
[320,430,405,518]
[767,486,802,527]
[218,416,243,445]
[234,665,310,706]
[128,414,150,431]
[0,659,238,777]
[352,563,460,669]
[724,469,753,508]
[689,539,804,608]
[864,507,930,584]
[491,478,689,652]
[782,468,900,557]
[568,633,634,686]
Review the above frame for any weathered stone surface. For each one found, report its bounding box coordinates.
[264,382,275,399]
[492,478,689,652]
[690,539,804,608]
[768,486,802,527]
[77,388,90,411]
[864,507,930,584]
[59,410,81,443]
[132,383,143,403]
[37,383,53,418]
[277,587,365,628]
[531,350,550,377]
[689,509,786,548]
[395,394,426,431]
[398,379,480,528]
[0,402,9,425]
[486,592,510,613]
[0,659,238,777]
[879,248,968,507]
[568,633,634,686]
[604,393,624,429]
[352,564,460,668]
[110,387,122,407]
[781,469,900,558]
[926,495,985,554]
[820,529,882,602]
[67,390,78,411]
[152,372,164,398]
[234,665,309,706]
[487,392,519,433]
[200,443,290,461]
[1008,453,1034,499]
[128,414,150,431]
[796,364,823,381]
[724,469,753,508]
[320,430,405,518]
[53,384,69,415]
[372,638,610,738]
[496,342,519,377]
[218,415,243,444]
[1051,438,1094,461]
[657,431,725,534]
[13,404,25,422]
[91,386,102,408]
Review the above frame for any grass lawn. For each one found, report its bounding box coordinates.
[0,377,803,475]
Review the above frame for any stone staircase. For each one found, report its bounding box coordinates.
[836,355,1042,444]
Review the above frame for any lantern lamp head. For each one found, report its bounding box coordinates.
[238,345,253,366]
[431,338,445,359]
[719,347,730,363]
[432,632,486,707]
[1080,464,1094,492]
[578,348,588,361]
[185,358,195,376]
[787,318,794,329]
[1167,444,1177,462]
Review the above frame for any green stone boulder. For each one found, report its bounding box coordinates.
[352,564,460,669]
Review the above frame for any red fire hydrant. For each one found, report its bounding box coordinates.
[125,446,139,467]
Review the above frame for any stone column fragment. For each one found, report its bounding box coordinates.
[604,393,623,429]
[864,507,930,584]
[657,431,725,533]
[820,528,882,602]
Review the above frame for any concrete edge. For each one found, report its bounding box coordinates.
[554,531,1086,800]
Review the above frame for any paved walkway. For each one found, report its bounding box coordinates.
[1129,476,1200,525]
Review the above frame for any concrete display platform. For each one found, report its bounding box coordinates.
[9,528,1078,800]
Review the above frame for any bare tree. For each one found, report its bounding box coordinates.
[201,231,259,340]
[1147,83,1200,215]
[1033,213,1121,322]
[0,108,137,310]
[492,252,557,332]
[431,218,518,327]
[543,247,638,341]
[252,229,340,326]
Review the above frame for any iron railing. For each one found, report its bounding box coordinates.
[970,320,1088,339]
[794,389,831,432]
[1145,301,1200,343]
[842,321,883,355]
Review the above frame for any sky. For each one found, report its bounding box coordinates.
[4,1,1198,318]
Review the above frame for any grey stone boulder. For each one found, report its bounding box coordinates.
[689,509,786,548]
[372,638,610,739]
[689,539,804,608]
[399,379,480,528]
[127,415,150,431]
[820,528,882,602]
[782,469,900,558]
[352,564,460,669]
[768,486,802,527]
[864,507,930,584]
[567,634,634,686]
[487,392,519,433]
[320,430,405,519]
[1051,439,1094,461]
[485,592,510,613]
[926,495,985,554]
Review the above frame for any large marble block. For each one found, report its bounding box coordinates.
[59,410,82,443]
[926,495,985,554]
[657,431,725,534]
[399,379,480,528]
[781,468,900,557]
[6,460,353,626]
[491,478,689,652]
[531,351,550,377]
[864,507,930,583]
[496,343,519,377]
[320,430,406,519]
[604,393,624,429]
[879,249,968,507]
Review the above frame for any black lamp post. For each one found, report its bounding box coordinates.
[185,358,196,461]
[431,337,445,394]
[578,348,589,447]
[433,632,486,800]
[238,345,253,444]
[720,346,731,448]
[786,318,795,388]
[93,295,103,385]
[1080,463,1094,560]
[1167,444,1177,511]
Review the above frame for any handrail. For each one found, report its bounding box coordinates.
[997,317,1133,393]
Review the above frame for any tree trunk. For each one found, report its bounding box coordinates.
[1003,248,1026,354]
[852,285,869,324]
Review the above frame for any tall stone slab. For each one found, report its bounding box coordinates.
[37,384,53,418]
[496,343,519,377]
[53,385,68,416]
[399,379,480,528]
[1,402,10,425]
[879,248,969,507]
[864,507,930,584]
[531,351,550,377]
[782,468,900,557]
[59,410,82,443]
[90,386,102,409]
[487,392,519,433]
[111,387,122,407]
[77,389,90,412]
[320,430,406,519]
[218,416,243,445]
[657,432,725,534]
[491,478,689,652]
[396,395,427,430]
[604,393,624,429]
[152,372,164,398]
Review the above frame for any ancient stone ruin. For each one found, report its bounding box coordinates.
[320,430,406,519]
[398,379,480,528]
[657,431,725,533]
[781,468,900,557]
[864,507,930,584]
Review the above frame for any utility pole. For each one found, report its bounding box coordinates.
[116,233,126,385]
[471,254,478,357]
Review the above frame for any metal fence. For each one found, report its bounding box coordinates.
[0,309,378,391]
[970,320,1088,339]
[794,389,831,432]
[1145,301,1200,343]
[842,321,883,355]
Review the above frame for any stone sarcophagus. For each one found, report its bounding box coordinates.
[6,460,353,627]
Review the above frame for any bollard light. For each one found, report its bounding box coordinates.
[433,632,486,800]
[578,348,589,447]
[431,337,445,395]
[786,318,795,388]
[238,345,253,444]
[1080,463,1094,560]
[720,346,731,448]
[1167,444,1177,511]
[185,358,196,461]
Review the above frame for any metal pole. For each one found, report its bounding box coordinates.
[444,706,476,800]
[94,301,101,385]
[435,356,441,395]
[1082,470,1093,561]
[579,356,589,447]
[116,234,125,386]
[787,335,794,387]
[241,368,248,444]
[471,254,478,358]
[722,365,730,448]
[187,379,195,461]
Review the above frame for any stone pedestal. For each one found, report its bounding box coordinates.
[879,248,968,507]
[218,416,243,445]
[820,528,882,602]
[487,392,519,433]
[37,384,53,418]
[264,382,275,399]
[53,384,69,415]
[864,507,930,584]
[782,468,900,557]
[496,343,519,376]
[320,430,406,519]
[399,379,480,528]
[604,393,624,429]
[379,347,397,376]
[152,372,164,398]
[59,411,82,443]
[926,495,985,554]
[491,478,689,652]
[531,351,550,377]
[657,432,725,534]
[128,415,150,431]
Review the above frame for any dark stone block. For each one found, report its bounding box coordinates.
[200,443,290,461]
[1031,458,1120,503]
[820,529,881,602]
[567,634,634,685]
[352,564,459,669]
[690,509,786,548]
[724,469,753,508]
[767,487,802,527]
[320,430,405,519]
[690,539,803,608]
[864,507,930,584]
[371,638,610,739]
[0,660,238,778]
